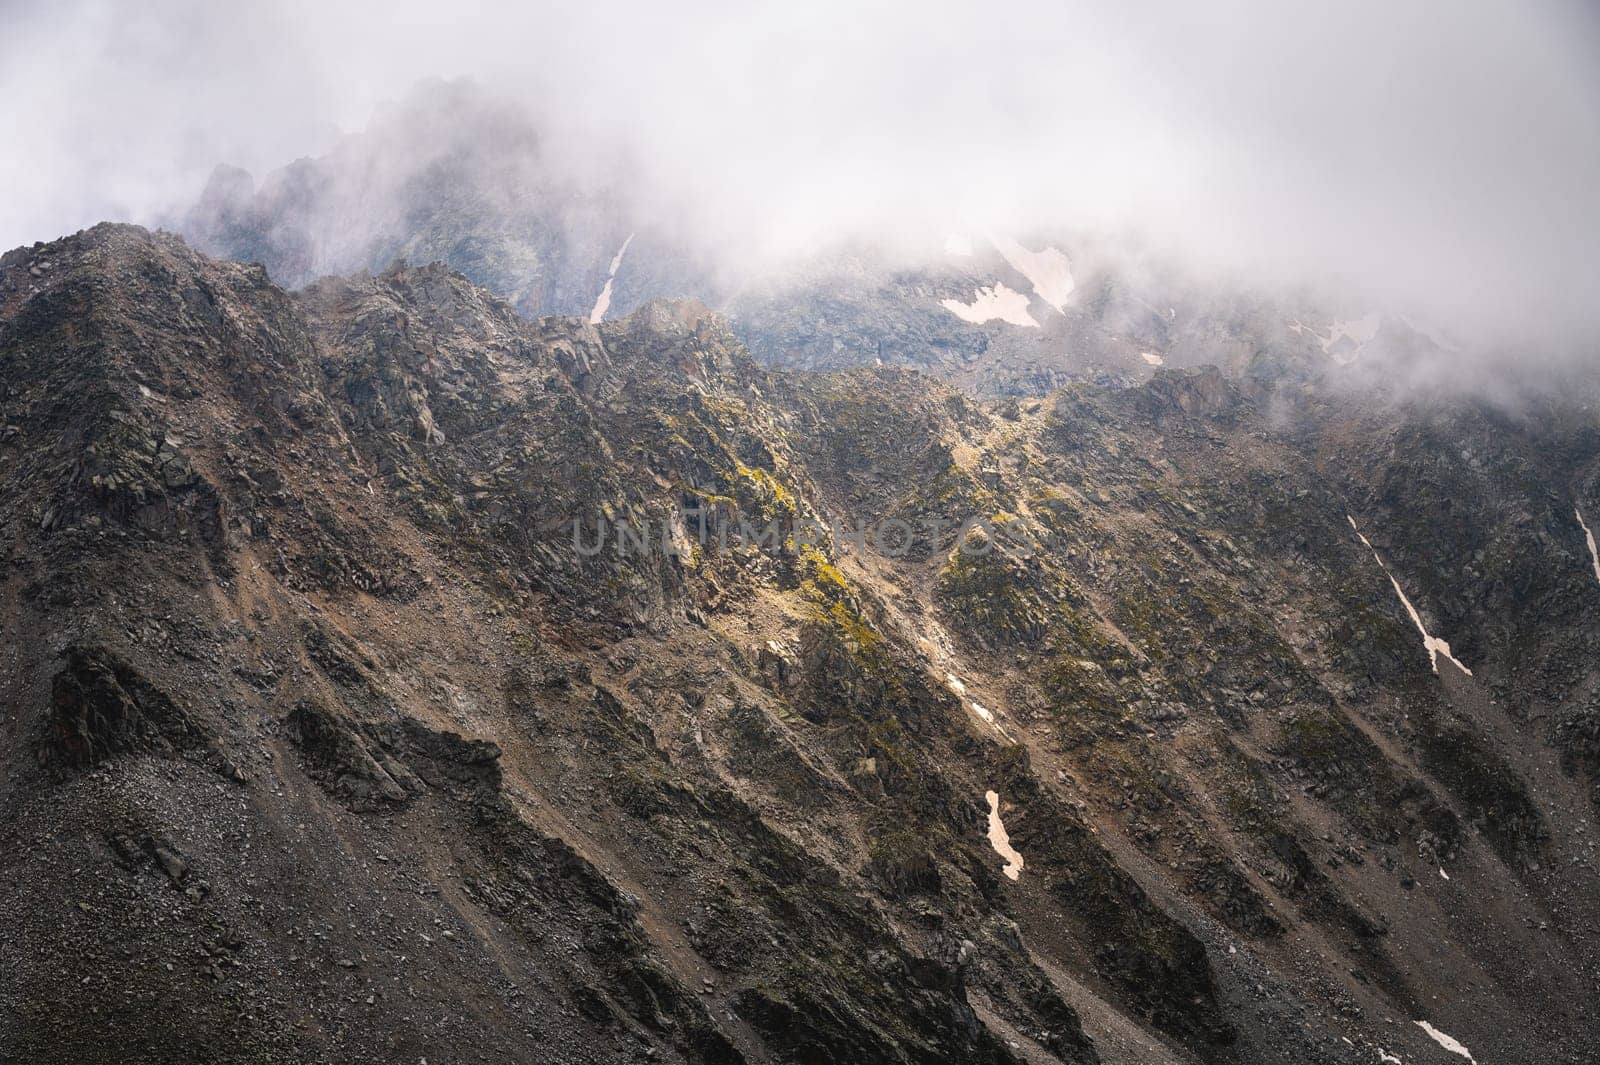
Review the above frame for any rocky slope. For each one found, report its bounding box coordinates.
[3,225,1600,1064]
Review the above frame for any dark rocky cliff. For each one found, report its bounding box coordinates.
[3,225,1599,1064]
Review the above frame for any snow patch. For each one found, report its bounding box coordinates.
[1320,314,1382,364]
[945,671,1009,737]
[1348,516,1473,676]
[1577,508,1600,585]
[941,284,1039,327]
[588,233,635,324]
[992,237,1075,312]
[1378,1051,1404,1065]
[1139,351,1165,366]
[985,790,1024,880]
[1414,1021,1475,1063]
[968,698,1011,740]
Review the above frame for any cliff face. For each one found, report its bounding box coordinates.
[3,225,1600,1065]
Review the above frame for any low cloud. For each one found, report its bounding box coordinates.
[3,0,1597,364]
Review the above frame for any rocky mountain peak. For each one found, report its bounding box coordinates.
[3,226,1600,1064]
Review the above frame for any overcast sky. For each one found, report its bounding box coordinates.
[2,0,1598,353]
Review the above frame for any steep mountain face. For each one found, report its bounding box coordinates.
[4,225,1600,1064]
[182,81,1448,399]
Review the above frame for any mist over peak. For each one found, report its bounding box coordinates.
[3,0,1597,384]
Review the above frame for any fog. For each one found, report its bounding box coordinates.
[3,0,1598,360]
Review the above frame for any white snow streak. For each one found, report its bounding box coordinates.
[588,233,635,324]
[941,283,1039,327]
[1140,351,1165,366]
[944,671,1009,738]
[985,790,1024,880]
[1321,314,1382,364]
[1577,508,1600,585]
[1348,516,1472,676]
[992,236,1075,311]
[1414,1021,1476,1063]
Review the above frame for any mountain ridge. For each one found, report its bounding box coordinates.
[3,223,1600,1064]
